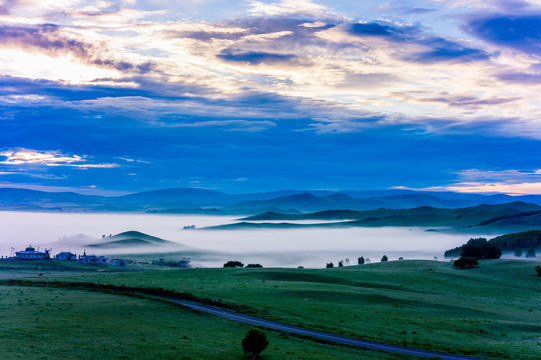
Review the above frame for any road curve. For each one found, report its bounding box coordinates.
[173,299,484,360]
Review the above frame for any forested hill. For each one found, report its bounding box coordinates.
[488,230,541,250]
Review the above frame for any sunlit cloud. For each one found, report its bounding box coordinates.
[419,182,541,196]
[0,149,119,168]
[247,0,329,17]
[397,169,541,195]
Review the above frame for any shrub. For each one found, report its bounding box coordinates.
[536,265,541,277]
[223,261,244,268]
[246,264,263,268]
[358,256,365,265]
[453,257,478,269]
[326,262,334,268]
[242,328,269,360]
[381,255,388,262]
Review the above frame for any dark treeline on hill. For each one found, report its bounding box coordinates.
[488,230,541,250]
[445,238,502,259]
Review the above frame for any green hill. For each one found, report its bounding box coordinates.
[87,231,185,249]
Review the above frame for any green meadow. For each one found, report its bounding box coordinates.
[1,259,540,359]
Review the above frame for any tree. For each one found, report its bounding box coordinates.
[536,265,541,277]
[223,261,244,268]
[484,244,502,259]
[514,247,522,257]
[526,247,536,258]
[246,264,263,268]
[381,255,388,262]
[453,257,478,269]
[326,262,334,268]
[358,256,365,265]
[242,328,269,360]
[338,260,344,267]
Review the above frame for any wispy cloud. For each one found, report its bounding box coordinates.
[0,148,119,168]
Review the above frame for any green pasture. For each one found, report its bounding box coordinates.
[0,285,420,360]
[2,259,540,359]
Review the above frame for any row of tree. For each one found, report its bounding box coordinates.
[326,255,388,268]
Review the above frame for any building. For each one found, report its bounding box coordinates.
[15,245,49,260]
[79,253,108,265]
[112,258,127,267]
[55,251,77,260]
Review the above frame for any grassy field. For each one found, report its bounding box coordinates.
[2,259,540,359]
[0,284,421,360]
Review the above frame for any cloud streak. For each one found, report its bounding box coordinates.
[0,149,119,168]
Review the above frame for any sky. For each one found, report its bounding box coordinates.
[1,0,541,195]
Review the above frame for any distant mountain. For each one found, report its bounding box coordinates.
[2,186,541,214]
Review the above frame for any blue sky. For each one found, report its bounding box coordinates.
[1,0,541,195]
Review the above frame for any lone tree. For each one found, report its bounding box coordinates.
[358,256,365,265]
[381,255,388,262]
[242,327,269,360]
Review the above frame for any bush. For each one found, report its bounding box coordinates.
[326,262,334,268]
[358,256,365,265]
[223,261,244,268]
[536,265,541,277]
[242,328,269,359]
[514,248,522,257]
[453,257,478,269]
[381,255,388,262]
[246,264,263,268]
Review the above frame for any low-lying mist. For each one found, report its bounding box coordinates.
[0,211,496,268]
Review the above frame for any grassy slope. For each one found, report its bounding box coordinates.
[0,286,419,360]
[46,260,541,360]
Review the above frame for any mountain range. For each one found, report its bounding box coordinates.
[2,187,541,214]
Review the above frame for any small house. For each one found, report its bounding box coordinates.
[55,251,77,261]
[112,259,127,267]
[79,253,108,265]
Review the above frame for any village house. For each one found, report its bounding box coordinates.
[79,252,108,265]
[15,245,50,260]
[55,251,77,261]
[112,258,127,267]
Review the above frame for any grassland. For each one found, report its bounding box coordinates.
[0,282,422,360]
[2,259,540,359]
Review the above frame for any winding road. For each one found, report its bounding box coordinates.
[173,299,484,360]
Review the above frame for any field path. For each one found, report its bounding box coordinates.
[173,299,484,360]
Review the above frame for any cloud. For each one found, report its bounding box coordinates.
[164,119,277,132]
[0,24,155,75]
[217,50,299,65]
[420,181,541,195]
[406,168,541,195]
[247,0,329,17]
[0,148,119,168]
[465,15,541,56]
[347,21,490,63]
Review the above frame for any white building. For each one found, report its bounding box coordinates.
[15,245,49,260]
